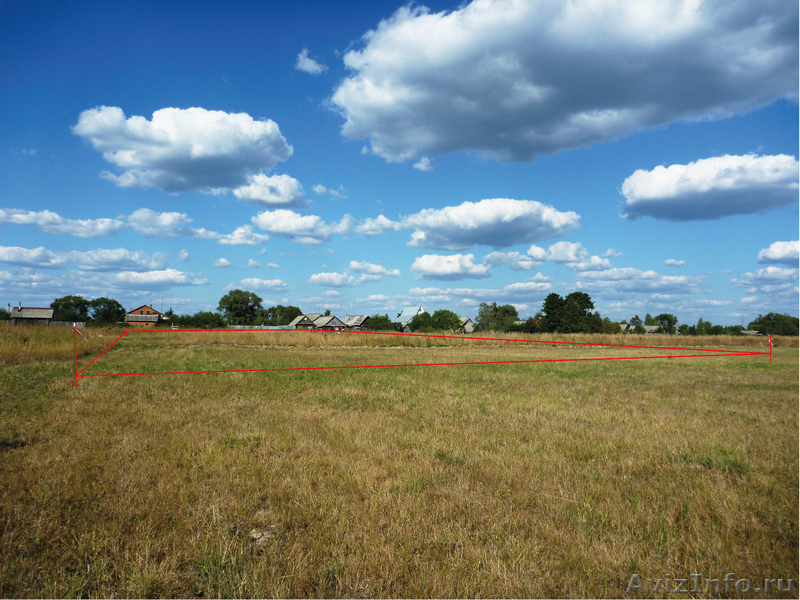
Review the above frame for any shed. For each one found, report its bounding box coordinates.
[344,315,371,330]
[11,306,54,326]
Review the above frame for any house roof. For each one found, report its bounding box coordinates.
[459,317,472,326]
[396,306,423,323]
[125,314,159,323]
[288,315,315,327]
[313,315,345,328]
[305,313,323,322]
[344,315,370,327]
[12,307,54,319]
[127,304,163,316]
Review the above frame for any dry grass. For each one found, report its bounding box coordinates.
[0,330,796,597]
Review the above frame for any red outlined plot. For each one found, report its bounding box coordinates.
[73,328,771,388]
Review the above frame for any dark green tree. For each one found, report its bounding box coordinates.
[90,297,126,325]
[602,317,622,334]
[629,315,643,327]
[632,324,647,334]
[257,305,302,326]
[217,289,263,325]
[430,309,462,332]
[655,313,678,335]
[51,295,91,322]
[541,293,565,332]
[369,314,396,331]
[748,313,799,336]
[644,313,657,326]
[0,307,10,321]
[476,302,519,331]
[409,311,433,331]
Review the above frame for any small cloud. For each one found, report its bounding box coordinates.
[361,146,370,155]
[248,259,261,268]
[178,249,191,262]
[312,184,327,195]
[266,262,280,269]
[413,156,434,171]
[213,258,232,268]
[664,259,685,267]
[295,48,328,75]
[601,248,623,257]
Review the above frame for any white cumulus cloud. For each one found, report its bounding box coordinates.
[237,278,289,292]
[411,253,491,280]
[250,209,353,245]
[664,259,686,267]
[621,154,799,221]
[413,156,434,171]
[332,1,797,163]
[404,198,579,250]
[757,240,799,264]
[113,269,208,289]
[213,258,232,268]
[233,173,307,207]
[0,208,125,237]
[73,106,293,193]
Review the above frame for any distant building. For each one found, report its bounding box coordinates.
[125,304,165,328]
[395,306,424,327]
[313,315,346,330]
[458,317,477,334]
[344,315,371,330]
[11,306,54,326]
[619,324,660,334]
[288,315,315,329]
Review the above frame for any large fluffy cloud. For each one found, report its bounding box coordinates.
[621,154,799,221]
[73,106,293,193]
[251,210,353,245]
[112,269,208,289]
[404,198,579,250]
[732,266,799,294]
[411,253,491,280]
[308,260,400,287]
[332,0,797,163]
[757,240,799,265]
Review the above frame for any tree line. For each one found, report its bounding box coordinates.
[2,290,797,336]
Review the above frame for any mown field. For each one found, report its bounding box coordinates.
[1,325,797,598]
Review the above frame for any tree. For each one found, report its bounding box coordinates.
[0,307,10,321]
[90,297,126,325]
[217,290,263,325]
[748,313,799,336]
[541,294,565,332]
[51,295,91,322]
[632,324,647,334]
[189,311,226,328]
[369,314,396,331]
[630,315,643,327]
[324,309,331,316]
[602,317,622,334]
[477,302,519,331]
[655,313,677,335]
[409,311,433,331]
[430,309,462,332]
[257,305,302,326]
[644,313,657,326]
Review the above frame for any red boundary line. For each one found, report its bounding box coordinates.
[74,328,770,385]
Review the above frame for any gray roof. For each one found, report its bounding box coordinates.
[12,307,54,319]
[344,315,370,327]
[313,315,346,328]
[459,317,472,326]
[125,314,159,323]
[396,306,423,323]
[288,315,315,327]
[305,313,323,322]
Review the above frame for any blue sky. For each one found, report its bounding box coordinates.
[1,0,798,325]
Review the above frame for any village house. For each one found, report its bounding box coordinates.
[343,315,371,330]
[11,306,54,326]
[312,315,346,330]
[125,304,166,328]
[288,315,315,329]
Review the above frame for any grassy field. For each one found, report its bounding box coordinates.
[0,325,797,597]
